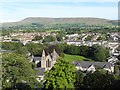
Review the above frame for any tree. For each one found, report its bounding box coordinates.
[45,45,64,57]
[25,43,45,55]
[92,45,109,61]
[82,70,114,89]
[75,70,84,89]
[94,49,106,61]
[79,46,90,57]
[60,44,109,62]
[32,36,43,41]
[110,78,120,88]
[2,53,41,90]
[42,35,56,43]
[15,47,29,56]
[44,58,76,89]
[56,43,67,53]
[64,45,79,55]
[2,42,23,50]
[56,34,63,41]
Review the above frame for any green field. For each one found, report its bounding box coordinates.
[63,54,92,62]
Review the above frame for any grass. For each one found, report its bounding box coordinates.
[63,54,92,62]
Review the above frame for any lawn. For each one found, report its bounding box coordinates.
[63,54,92,62]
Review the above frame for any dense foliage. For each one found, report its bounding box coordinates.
[2,22,118,36]
[56,34,63,41]
[44,58,76,89]
[2,53,41,90]
[75,70,84,88]
[25,43,45,55]
[15,47,29,56]
[2,42,23,50]
[32,36,43,41]
[42,35,56,43]
[92,45,109,61]
[64,44,109,61]
[2,42,109,62]
[82,70,120,89]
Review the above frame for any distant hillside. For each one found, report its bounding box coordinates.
[2,17,118,26]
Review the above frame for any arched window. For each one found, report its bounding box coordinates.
[48,59,51,67]
[46,59,51,67]
[46,60,48,67]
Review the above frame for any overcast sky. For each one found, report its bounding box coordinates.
[0,0,119,22]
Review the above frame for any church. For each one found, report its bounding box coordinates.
[30,49,59,81]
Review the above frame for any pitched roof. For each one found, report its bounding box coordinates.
[33,56,41,62]
[52,49,59,59]
[35,68,45,76]
[73,61,113,69]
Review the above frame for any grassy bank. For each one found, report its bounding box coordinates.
[63,54,92,62]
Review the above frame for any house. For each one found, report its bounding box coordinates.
[66,40,82,46]
[32,49,59,82]
[92,33,100,41]
[108,56,118,64]
[73,61,114,73]
[66,34,78,38]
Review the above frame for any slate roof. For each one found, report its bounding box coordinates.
[53,51,59,59]
[33,56,41,62]
[73,61,113,69]
[35,68,45,76]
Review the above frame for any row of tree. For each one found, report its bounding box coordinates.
[2,42,109,62]
[32,33,65,42]
[62,44,109,62]
[2,22,118,36]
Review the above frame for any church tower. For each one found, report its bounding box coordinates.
[41,50,46,68]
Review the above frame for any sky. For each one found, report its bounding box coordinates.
[0,0,119,22]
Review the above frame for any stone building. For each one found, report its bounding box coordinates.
[33,49,59,81]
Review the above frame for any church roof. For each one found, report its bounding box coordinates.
[52,49,59,59]
[33,56,41,62]
[35,68,45,76]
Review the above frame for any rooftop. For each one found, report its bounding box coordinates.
[35,68,45,76]
[73,61,113,69]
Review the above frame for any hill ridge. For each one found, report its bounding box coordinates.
[2,17,118,26]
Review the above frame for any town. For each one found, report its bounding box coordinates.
[0,17,120,90]
[2,31,120,65]
[1,29,120,84]
[1,0,120,89]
